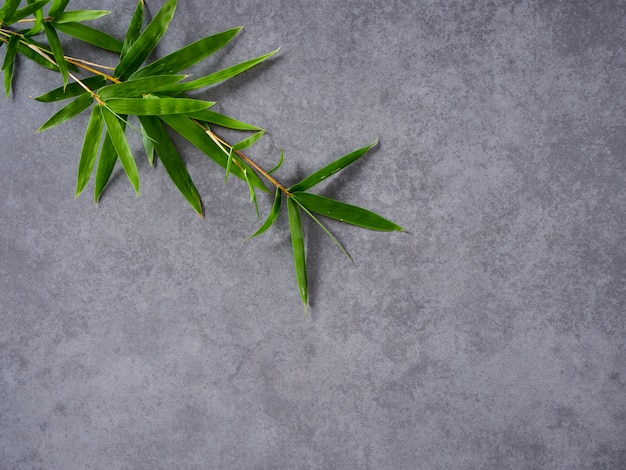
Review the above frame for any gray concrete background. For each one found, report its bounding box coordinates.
[1,0,625,468]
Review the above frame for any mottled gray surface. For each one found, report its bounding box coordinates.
[1,0,625,468]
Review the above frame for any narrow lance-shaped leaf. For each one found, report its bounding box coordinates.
[160,114,268,192]
[94,131,118,203]
[97,75,185,100]
[104,97,213,116]
[53,22,123,53]
[122,0,144,58]
[0,0,20,22]
[288,139,378,192]
[2,35,19,97]
[292,192,405,232]
[268,146,284,174]
[48,0,70,16]
[52,10,110,24]
[243,169,260,218]
[186,109,262,131]
[6,0,49,25]
[17,37,60,71]
[43,22,68,89]
[100,106,140,195]
[162,48,280,93]
[35,76,106,102]
[225,130,265,181]
[38,92,93,132]
[76,105,104,197]
[140,124,155,166]
[292,197,353,263]
[131,27,241,79]
[114,0,176,80]
[287,197,308,314]
[245,189,282,241]
[139,116,202,216]
[25,0,46,36]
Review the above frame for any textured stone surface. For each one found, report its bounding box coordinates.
[1,0,625,468]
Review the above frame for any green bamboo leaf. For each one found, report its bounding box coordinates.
[43,22,68,89]
[139,115,202,216]
[100,106,140,195]
[105,97,213,115]
[114,0,176,80]
[97,75,185,100]
[160,114,268,192]
[2,35,18,97]
[243,169,260,218]
[287,197,308,314]
[53,21,123,53]
[232,130,265,151]
[292,197,353,263]
[292,192,404,232]
[122,0,144,58]
[224,149,234,182]
[34,75,106,102]
[16,38,59,71]
[245,189,282,241]
[37,92,93,132]
[268,146,284,174]
[131,27,241,79]
[186,109,262,131]
[94,132,118,203]
[48,0,69,16]
[140,124,155,165]
[163,48,280,93]
[6,0,49,24]
[76,105,104,198]
[0,0,20,22]
[288,139,378,192]
[52,10,110,24]
[24,0,46,36]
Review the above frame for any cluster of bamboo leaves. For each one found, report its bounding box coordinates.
[0,0,404,313]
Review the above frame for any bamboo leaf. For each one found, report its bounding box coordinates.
[131,27,241,79]
[163,48,280,93]
[139,115,202,216]
[287,197,308,314]
[43,22,68,89]
[17,38,59,71]
[100,106,140,195]
[268,146,284,174]
[53,21,123,53]
[186,109,262,131]
[245,189,282,241]
[6,0,49,24]
[97,75,185,100]
[105,97,213,115]
[292,192,404,232]
[52,10,110,24]
[34,75,106,102]
[76,105,104,197]
[0,0,20,22]
[160,114,268,192]
[94,131,118,203]
[288,139,378,192]
[2,35,18,97]
[114,0,176,80]
[224,149,234,182]
[37,92,93,132]
[48,0,69,16]
[140,124,154,165]
[122,0,144,58]
[232,130,265,151]
[292,197,353,263]
[243,170,260,218]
